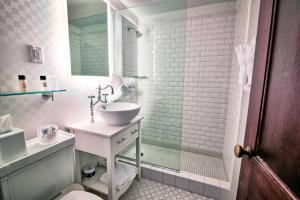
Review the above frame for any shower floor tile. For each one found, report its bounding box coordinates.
[181,151,227,181]
[120,178,213,200]
[121,143,227,181]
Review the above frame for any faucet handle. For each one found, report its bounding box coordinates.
[102,94,108,103]
[88,95,95,99]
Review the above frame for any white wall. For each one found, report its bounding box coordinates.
[222,0,260,192]
[0,0,111,139]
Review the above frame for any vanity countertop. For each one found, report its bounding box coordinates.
[66,116,143,138]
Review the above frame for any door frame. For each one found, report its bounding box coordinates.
[237,0,299,199]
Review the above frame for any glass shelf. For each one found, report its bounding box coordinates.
[0,89,66,97]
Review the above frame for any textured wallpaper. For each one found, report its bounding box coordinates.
[0,0,111,139]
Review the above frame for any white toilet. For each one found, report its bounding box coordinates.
[61,191,102,200]
[0,131,103,200]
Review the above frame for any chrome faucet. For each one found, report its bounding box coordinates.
[89,85,114,123]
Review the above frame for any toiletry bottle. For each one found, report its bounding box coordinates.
[18,75,27,92]
[40,76,47,91]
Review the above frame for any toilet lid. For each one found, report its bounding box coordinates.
[61,191,103,200]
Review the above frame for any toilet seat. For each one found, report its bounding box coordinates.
[61,191,103,200]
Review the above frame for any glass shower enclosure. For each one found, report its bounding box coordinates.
[113,0,189,171]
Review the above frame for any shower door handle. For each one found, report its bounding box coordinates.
[234,145,253,158]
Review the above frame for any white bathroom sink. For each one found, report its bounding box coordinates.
[96,102,141,126]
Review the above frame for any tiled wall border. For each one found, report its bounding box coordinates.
[141,164,236,200]
[140,1,236,24]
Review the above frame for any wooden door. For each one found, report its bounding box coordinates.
[236,0,300,199]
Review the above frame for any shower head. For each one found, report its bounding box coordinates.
[136,32,143,38]
[128,26,143,38]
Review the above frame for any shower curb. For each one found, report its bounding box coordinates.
[141,164,236,200]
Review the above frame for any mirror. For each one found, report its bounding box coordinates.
[67,0,109,76]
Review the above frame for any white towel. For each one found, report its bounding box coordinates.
[111,74,124,89]
[108,84,124,102]
[235,36,257,89]
[108,75,125,102]
[100,162,136,191]
[0,114,13,134]
[245,37,256,87]
[235,44,247,85]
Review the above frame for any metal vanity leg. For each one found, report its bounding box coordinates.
[71,130,81,184]
[136,121,141,180]
[107,153,116,200]
[74,149,81,183]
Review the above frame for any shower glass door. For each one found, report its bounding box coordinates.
[114,0,188,171]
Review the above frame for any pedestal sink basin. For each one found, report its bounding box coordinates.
[96,102,141,126]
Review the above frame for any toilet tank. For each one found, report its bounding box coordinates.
[0,131,75,200]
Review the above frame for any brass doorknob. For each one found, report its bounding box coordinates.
[234,145,252,158]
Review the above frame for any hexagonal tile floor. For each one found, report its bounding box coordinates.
[119,178,213,200]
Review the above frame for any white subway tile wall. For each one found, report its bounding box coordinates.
[138,8,235,154]
[138,19,186,150]
[122,17,138,77]
[80,24,109,76]
[182,12,235,154]
[69,25,81,74]
[69,23,109,76]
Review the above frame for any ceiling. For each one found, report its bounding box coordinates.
[67,0,107,20]
[119,0,234,9]
[116,0,236,17]
[69,13,107,27]
[67,0,105,6]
